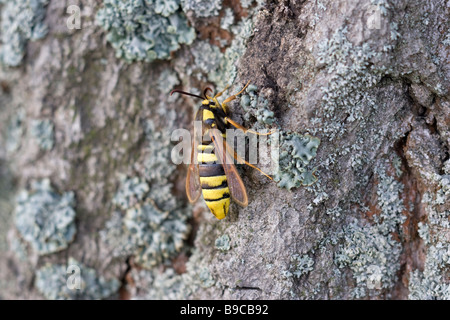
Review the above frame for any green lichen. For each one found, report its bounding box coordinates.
[35,257,120,300]
[30,119,54,151]
[14,179,76,255]
[181,0,222,18]
[96,0,195,63]
[215,234,231,251]
[0,0,49,67]
[274,132,321,190]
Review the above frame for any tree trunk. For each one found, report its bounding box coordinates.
[0,0,449,300]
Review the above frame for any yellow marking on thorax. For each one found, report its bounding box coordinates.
[202,100,209,105]
[203,109,215,121]
[200,175,227,188]
[202,187,230,200]
[198,152,218,163]
[204,198,230,220]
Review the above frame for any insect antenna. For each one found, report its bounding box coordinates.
[170,89,205,100]
[203,87,213,99]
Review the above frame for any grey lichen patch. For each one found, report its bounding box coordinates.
[124,199,190,268]
[220,8,235,30]
[335,220,402,298]
[99,211,135,259]
[30,119,54,151]
[5,109,25,153]
[0,0,48,67]
[312,26,390,141]
[281,254,315,279]
[130,267,185,299]
[408,171,450,299]
[274,132,321,190]
[241,0,265,9]
[96,0,195,63]
[191,40,223,78]
[215,234,231,251]
[35,257,120,300]
[9,234,28,262]
[370,0,390,16]
[154,0,180,17]
[129,249,215,299]
[157,68,180,94]
[334,167,406,299]
[182,5,263,87]
[142,119,180,211]
[408,244,450,299]
[208,19,256,88]
[112,175,149,211]
[14,179,76,255]
[181,0,222,18]
[107,178,190,269]
[240,85,275,127]
[142,120,177,185]
[103,119,191,269]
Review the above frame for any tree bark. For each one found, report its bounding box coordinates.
[0,0,449,299]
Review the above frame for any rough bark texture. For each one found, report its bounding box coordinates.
[0,0,449,300]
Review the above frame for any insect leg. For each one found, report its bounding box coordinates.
[225,117,276,136]
[213,85,230,99]
[222,134,273,180]
[222,80,251,105]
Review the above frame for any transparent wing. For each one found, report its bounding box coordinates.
[209,128,248,207]
[186,121,201,203]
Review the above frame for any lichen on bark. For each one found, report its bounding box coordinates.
[0,0,449,300]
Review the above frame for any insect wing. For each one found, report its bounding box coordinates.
[186,125,201,203]
[209,128,248,207]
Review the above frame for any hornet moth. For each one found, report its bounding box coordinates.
[171,81,275,220]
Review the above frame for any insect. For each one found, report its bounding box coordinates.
[170,81,275,220]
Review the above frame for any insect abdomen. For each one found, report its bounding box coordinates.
[197,144,230,220]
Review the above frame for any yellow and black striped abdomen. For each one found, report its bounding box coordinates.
[197,144,230,220]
